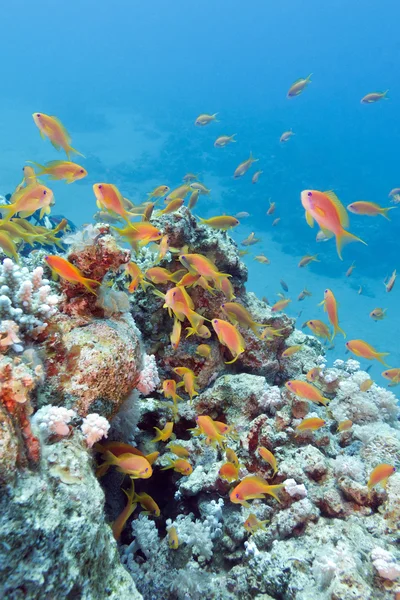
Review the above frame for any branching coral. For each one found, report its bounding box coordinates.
[0,258,59,347]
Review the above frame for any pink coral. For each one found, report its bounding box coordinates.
[81,413,110,447]
[137,354,160,395]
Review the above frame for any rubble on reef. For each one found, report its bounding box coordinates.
[1,209,400,600]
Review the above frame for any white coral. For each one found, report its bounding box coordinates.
[0,258,60,348]
[137,354,160,395]
[284,478,307,498]
[371,547,400,581]
[81,413,110,447]
[32,405,77,437]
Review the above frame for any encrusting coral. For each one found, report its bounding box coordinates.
[1,206,400,600]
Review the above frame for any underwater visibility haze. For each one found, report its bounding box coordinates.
[1,1,400,599]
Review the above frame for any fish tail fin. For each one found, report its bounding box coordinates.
[336,228,367,260]
[377,353,390,366]
[151,427,163,443]
[225,354,239,365]
[230,134,237,142]
[306,73,313,81]
[266,483,285,502]
[160,459,174,471]
[335,324,346,339]
[320,396,330,406]
[67,145,85,159]
[27,160,46,174]
[383,89,389,98]
[381,207,396,220]
[212,112,219,122]
[82,277,100,295]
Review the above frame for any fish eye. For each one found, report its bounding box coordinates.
[37,113,41,117]
[307,192,312,197]
[145,468,148,472]
[98,184,102,189]
[235,493,239,498]
[309,320,313,324]
[43,190,47,195]
[80,169,84,173]
[213,319,218,323]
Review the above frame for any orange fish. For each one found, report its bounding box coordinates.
[219,461,239,482]
[145,267,184,285]
[233,153,258,178]
[220,276,236,300]
[195,113,218,126]
[347,201,395,220]
[198,215,239,230]
[0,232,19,262]
[211,318,246,364]
[113,221,163,251]
[0,184,54,221]
[166,184,191,202]
[298,254,319,268]
[304,319,331,342]
[174,367,199,400]
[266,200,276,215]
[361,90,389,104]
[196,344,211,358]
[95,441,159,463]
[337,419,353,432]
[241,232,261,246]
[112,480,137,540]
[345,340,389,366]
[271,298,291,313]
[168,444,190,458]
[188,189,200,211]
[369,308,387,321]
[161,458,193,475]
[147,185,170,199]
[93,183,130,222]
[102,451,152,478]
[367,463,395,489]
[170,318,182,351]
[32,112,84,159]
[125,262,151,293]
[151,422,174,442]
[156,198,184,215]
[225,448,239,467]
[179,253,229,288]
[281,344,304,358]
[306,367,322,382]
[280,130,294,143]
[30,160,87,184]
[257,446,278,474]
[192,415,227,448]
[45,255,100,295]
[285,380,330,406]
[162,380,183,404]
[214,134,236,147]
[360,378,374,392]
[301,189,366,259]
[295,417,326,435]
[134,491,160,517]
[272,218,281,227]
[230,475,284,507]
[221,302,264,337]
[243,513,268,533]
[319,289,345,340]
[382,368,400,387]
[168,526,179,549]
[287,74,312,98]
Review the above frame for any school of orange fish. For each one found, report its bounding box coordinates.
[0,84,397,542]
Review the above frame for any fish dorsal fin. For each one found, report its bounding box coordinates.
[45,159,70,167]
[245,474,268,485]
[323,190,349,228]
[51,116,71,143]
[305,211,314,228]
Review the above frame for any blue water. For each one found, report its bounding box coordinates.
[1,0,399,384]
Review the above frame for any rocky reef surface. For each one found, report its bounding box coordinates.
[1,210,400,600]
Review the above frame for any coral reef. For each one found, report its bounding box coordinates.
[2,209,400,600]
